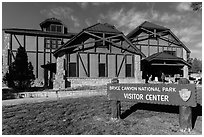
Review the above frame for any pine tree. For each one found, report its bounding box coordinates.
[3,46,35,90]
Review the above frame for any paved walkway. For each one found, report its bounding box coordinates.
[2,90,107,106]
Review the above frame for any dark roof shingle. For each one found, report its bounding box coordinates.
[84,23,122,34]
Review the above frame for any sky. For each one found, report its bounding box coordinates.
[2,1,202,59]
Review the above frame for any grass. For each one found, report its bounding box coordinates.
[2,95,202,135]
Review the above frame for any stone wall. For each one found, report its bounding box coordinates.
[53,54,144,90]
[134,55,143,81]
[182,49,189,78]
[2,33,10,78]
[67,77,143,88]
[53,54,66,90]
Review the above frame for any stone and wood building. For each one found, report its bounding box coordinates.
[3,18,76,87]
[53,23,145,89]
[3,18,191,89]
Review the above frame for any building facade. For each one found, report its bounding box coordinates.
[3,18,75,87]
[53,23,145,89]
[3,19,191,89]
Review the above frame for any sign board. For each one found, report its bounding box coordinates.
[107,83,197,107]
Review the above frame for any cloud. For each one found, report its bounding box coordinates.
[174,26,202,43]
[105,8,148,32]
[195,42,202,48]
[85,18,92,27]
[92,2,111,6]
[41,7,73,19]
[77,2,111,9]
[70,15,80,27]
[190,49,201,53]
[77,2,89,9]
[176,2,192,12]
[159,13,182,23]
[40,7,80,28]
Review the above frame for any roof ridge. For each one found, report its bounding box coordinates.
[83,23,101,31]
[141,21,169,30]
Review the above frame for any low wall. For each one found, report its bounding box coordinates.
[67,77,144,88]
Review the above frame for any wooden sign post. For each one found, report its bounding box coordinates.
[178,78,192,132]
[110,78,121,120]
[107,78,197,132]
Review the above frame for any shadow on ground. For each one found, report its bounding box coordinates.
[120,103,202,129]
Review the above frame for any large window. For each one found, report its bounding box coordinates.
[126,64,132,77]
[45,38,62,49]
[99,63,106,77]
[69,62,77,77]
[46,24,62,33]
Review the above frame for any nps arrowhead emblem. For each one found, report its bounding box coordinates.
[179,89,191,102]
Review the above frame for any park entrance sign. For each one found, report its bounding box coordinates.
[107,83,197,107]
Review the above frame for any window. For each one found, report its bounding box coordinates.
[69,63,77,77]
[45,38,62,49]
[126,64,132,77]
[48,24,62,33]
[56,25,62,32]
[164,50,176,56]
[99,63,106,77]
[51,25,56,32]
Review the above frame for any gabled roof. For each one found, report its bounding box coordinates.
[126,21,169,39]
[143,52,191,67]
[84,23,122,34]
[126,21,190,53]
[140,21,169,30]
[54,23,145,57]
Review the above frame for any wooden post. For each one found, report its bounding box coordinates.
[178,78,192,132]
[148,34,150,57]
[36,36,38,78]
[111,78,121,120]
[115,54,117,77]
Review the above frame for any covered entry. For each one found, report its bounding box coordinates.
[141,51,191,82]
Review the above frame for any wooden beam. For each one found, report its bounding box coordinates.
[148,34,150,57]
[106,53,108,77]
[24,35,26,48]
[67,54,70,77]
[44,38,46,65]
[8,34,12,65]
[157,38,159,53]
[65,54,68,77]
[141,27,181,46]
[133,43,179,48]
[50,38,52,63]
[78,53,88,77]
[132,55,134,77]
[84,31,122,41]
[132,37,152,43]
[125,54,127,77]
[76,52,79,77]
[62,38,103,51]
[121,35,145,57]
[117,55,126,77]
[115,54,117,77]
[11,50,52,54]
[103,33,105,46]
[87,53,90,77]
[181,48,183,58]
[98,53,100,77]
[36,36,38,78]
[14,34,23,47]
[151,63,184,66]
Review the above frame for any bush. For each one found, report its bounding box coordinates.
[3,46,35,90]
